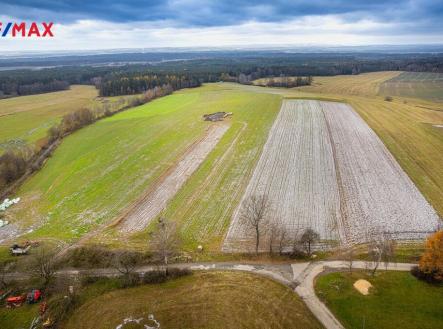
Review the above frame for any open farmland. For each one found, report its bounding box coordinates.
[120,123,229,233]
[278,71,400,97]
[2,85,280,247]
[223,100,439,252]
[229,79,443,218]
[0,85,98,152]
[379,72,443,102]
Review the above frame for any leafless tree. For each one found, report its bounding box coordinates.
[240,195,271,255]
[0,260,16,289]
[367,232,396,276]
[30,247,57,287]
[268,219,288,255]
[346,247,355,273]
[150,217,181,274]
[300,228,320,256]
[113,251,141,277]
[278,227,290,256]
[381,234,396,271]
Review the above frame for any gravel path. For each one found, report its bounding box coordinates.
[6,260,416,329]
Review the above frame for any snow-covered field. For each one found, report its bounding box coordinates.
[223,100,439,252]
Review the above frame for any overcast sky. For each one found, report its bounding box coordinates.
[0,0,442,51]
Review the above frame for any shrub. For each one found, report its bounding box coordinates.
[141,268,191,284]
[142,270,168,284]
[47,294,78,327]
[167,267,192,279]
[80,275,103,286]
[64,245,118,268]
[0,149,29,185]
[417,230,443,283]
[118,272,141,288]
[384,96,393,102]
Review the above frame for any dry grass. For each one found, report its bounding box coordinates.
[283,71,400,97]
[64,271,323,329]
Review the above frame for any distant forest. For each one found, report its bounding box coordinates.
[0,51,442,97]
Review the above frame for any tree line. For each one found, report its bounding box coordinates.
[98,73,200,96]
[1,52,442,98]
[0,84,174,195]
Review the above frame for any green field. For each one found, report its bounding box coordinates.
[379,72,443,102]
[315,271,443,329]
[0,85,99,152]
[64,271,322,329]
[3,72,443,253]
[6,85,280,248]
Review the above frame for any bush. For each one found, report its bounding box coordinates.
[142,270,168,284]
[80,275,103,286]
[384,96,393,102]
[167,267,192,279]
[417,230,443,283]
[142,268,191,284]
[118,272,141,288]
[0,149,29,185]
[411,266,442,284]
[65,245,116,268]
[47,294,78,327]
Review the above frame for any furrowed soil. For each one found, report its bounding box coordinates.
[223,100,439,252]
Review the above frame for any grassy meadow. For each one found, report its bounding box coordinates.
[379,72,443,102]
[5,85,280,246]
[289,71,401,97]
[64,271,322,329]
[315,271,443,329]
[0,85,98,152]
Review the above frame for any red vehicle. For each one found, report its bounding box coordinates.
[26,289,42,304]
[6,294,26,307]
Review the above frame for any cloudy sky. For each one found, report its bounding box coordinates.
[0,0,442,51]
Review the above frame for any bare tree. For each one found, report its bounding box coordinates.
[113,251,141,278]
[30,247,57,287]
[0,260,16,289]
[346,247,355,273]
[150,217,181,274]
[300,228,320,256]
[268,218,290,256]
[367,232,396,276]
[240,195,271,255]
[381,234,396,271]
[278,227,289,256]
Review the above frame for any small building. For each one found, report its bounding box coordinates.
[203,112,233,122]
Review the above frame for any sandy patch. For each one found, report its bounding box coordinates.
[353,279,373,295]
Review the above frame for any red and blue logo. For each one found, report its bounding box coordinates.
[0,22,54,37]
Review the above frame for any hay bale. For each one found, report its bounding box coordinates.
[353,279,373,295]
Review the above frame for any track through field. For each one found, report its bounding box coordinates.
[120,123,230,233]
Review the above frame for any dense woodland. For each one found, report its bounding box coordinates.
[0,51,442,97]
